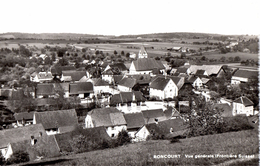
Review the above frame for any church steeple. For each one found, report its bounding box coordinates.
[138,45,148,58]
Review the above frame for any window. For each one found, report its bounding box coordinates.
[111,134,115,137]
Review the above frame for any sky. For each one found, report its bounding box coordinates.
[1,0,260,36]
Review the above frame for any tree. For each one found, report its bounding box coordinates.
[44,56,52,65]
[180,52,186,59]
[58,58,69,66]
[51,52,56,62]
[234,56,241,62]
[121,51,125,56]
[126,52,130,58]
[185,98,224,137]
[219,56,226,62]
[0,151,5,165]
[114,50,117,55]
[116,130,131,146]
[8,150,30,164]
[228,57,234,62]
[201,56,206,61]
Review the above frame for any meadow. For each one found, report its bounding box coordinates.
[21,128,258,166]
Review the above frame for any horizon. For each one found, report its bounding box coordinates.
[1,0,260,36]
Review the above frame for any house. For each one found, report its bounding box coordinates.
[152,75,185,90]
[14,112,34,127]
[85,107,127,137]
[54,126,111,153]
[30,72,53,83]
[61,70,87,82]
[176,67,191,75]
[186,76,203,89]
[231,70,258,84]
[149,77,178,100]
[51,66,76,77]
[104,63,128,74]
[93,78,110,95]
[0,124,47,159]
[195,70,208,77]
[123,113,145,138]
[33,109,78,135]
[117,77,136,92]
[232,96,254,116]
[129,58,165,75]
[141,109,167,124]
[69,82,94,98]
[188,65,225,77]
[138,45,148,58]
[134,119,187,141]
[110,91,146,113]
[36,83,55,98]
[6,134,60,161]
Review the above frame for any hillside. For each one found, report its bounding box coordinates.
[20,129,258,166]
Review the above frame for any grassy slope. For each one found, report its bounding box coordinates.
[25,129,258,166]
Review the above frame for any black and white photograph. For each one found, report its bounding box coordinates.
[0,0,259,165]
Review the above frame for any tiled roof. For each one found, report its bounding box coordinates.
[14,112,34,121]
[110,91,146,105]
[149,77,171,90]
[142,109,167,124]
[127,74,152,85]
[189,65,223,75]
[133,58,165,71]
[233,70,258,79]
[69,82,94,94]
[88,108,126,127]
[233,96,254,106]
[153,75,184,90]
[0,124,46,148]
[34,109,78,129]
[118,77,136,88]
[113,75,124,84]
[94,78,109,86]
[109,63,128,71]
[195,70,206,75]
[36,83,55,96]
[176,67,188,73]
[124,113,145,129]
[62,70,87,81]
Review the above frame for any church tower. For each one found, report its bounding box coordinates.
[138,45,148,58]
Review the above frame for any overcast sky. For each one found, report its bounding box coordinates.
[1,0,259,36]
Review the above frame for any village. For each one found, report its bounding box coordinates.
[0,35,259,165]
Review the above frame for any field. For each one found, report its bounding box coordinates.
[21,129,258,166]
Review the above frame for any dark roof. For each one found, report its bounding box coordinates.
[176,67,189,73]
[127,74,152,85]
[124,113,145,129]
[195,69,206,75]
[54,126,111,152]
[36,83,55,96]
[62,70,87,81]
[149,77,171,90]
[88,108,126,127]
[113,75,124,84]
[118,77,136,88]
[233,96,254,106]
[233,70,258,79]
[34,109,78,129]
[110,91,146,105]
[109,63,128,71]
[186,76,199,83]
[145,119,187,137]
[14,112,34,121]
[51,66,76,75]
[0,124,46,148]
[10,135,60,160]
[94,78,109,86]
[133,58,165,71]
[153,75,184,90]
[35,98,57,106]
[141,109,166,124]
[69,82,94,94]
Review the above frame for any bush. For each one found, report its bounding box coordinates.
[7,150,29,164]
[69,134,99,154]
[221,116,254,133]
[116,130,131,146]
[170,137,180,143]
[0,152,5,165]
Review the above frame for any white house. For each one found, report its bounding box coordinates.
[30,72,53,83]
[85,107,127,138]
[186,76,203,89]
[117,77,136,92]
[232,96,254,116]
[93,78,110,95]
[149,77,178,100]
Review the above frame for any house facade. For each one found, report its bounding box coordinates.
[232,96,254,116]
[129,58,165,75]
[149,77,178,100]
[231,70,258,85]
